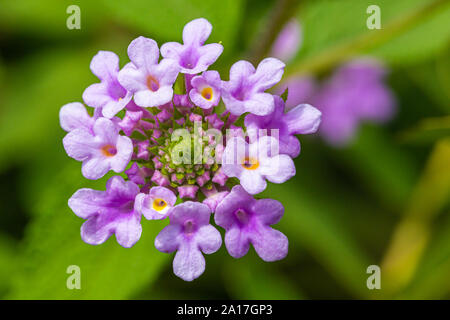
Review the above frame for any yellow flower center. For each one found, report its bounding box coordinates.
[201,87,213,101]
[147,75,160,92]
[152,198,167,211]
[241,157,259,170]
[100,144,117,157]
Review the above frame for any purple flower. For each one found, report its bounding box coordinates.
[270,19,302,62]
[134,186,177,220]
[276,76,317,109]
[60,102,95,132]
[68,176,142,248]
[189,70,221,109]
[161,18,223,74]
[221,58,285,116]
[82,51,132,119]
[125,162,153,186]
[63,117,133,180]
[313,59,395,146]
[276,59,395,146]
[154,201,222,281]
[215,185,288,261]
[221,136,295,194]
[202,186,229,212]
[245,95,321,158]
[118,37,179,108]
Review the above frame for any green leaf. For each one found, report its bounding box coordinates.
[0,0,106,37]
[260,180,373,298]
[7,163,169,299]
[335,125,419,211]
[398,116,450,145]
[0,235,18,297]
[399,212,450,299]
[380,139,450,294]
[280,87,289,103]
[288,0,450,76]
[223,257,305,299]
[405,51,450,113]
[0,38,130,171]
[101,0,244,50]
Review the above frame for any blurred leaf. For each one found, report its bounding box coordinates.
[261,180,373,298]
[0,0,106,37]
[223,257,305,299]
[336,125,419,211]
[7,163,168,299]
[398,116,450,145]
[288,0,450,76]
[101,0,244,48]
[0,37,131,171]
[0,49,90,170]
[406,50,450,113]
[381,138,450,294]
[0,235,17,297]
[399,212,450,299]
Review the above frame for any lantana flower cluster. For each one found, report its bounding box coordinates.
[60,18,321,281]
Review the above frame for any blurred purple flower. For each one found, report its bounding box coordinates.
[313,59,396,146]
[280,59,395,146]
[215,185,288,261]
[270,19,302,62]
[155,201,222,281]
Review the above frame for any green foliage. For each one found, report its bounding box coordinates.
[0,0,449,300]
[288,0,450,75]
[7,163,169,299]
[101,0,244,50]
[0,0,105,37]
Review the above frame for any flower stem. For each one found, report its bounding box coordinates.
[380,138,450,296]
[248,0,301,64]
[284,0,448,79]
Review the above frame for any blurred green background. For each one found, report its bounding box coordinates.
[0,0,449,299]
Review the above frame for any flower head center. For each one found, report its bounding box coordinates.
[201,87,213,101]
[235,209,250,225]
[147,75,160,92]
[241,157,259,170]
[152,198,167,211]
[184,220,195,234]
[101,144,117,157]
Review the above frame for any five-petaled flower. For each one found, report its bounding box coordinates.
[221,136,296,194]
[215,185,288,261]
[83,51,133,118]
[63,117,133,180]
[161,18,223,74]
[155,201,222,281]
[68,176,142,248]
[221,58,285,116]
[245,95,321,158]
[189,70,221,109]
[135,186,177,220]
[118,37,179,108]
